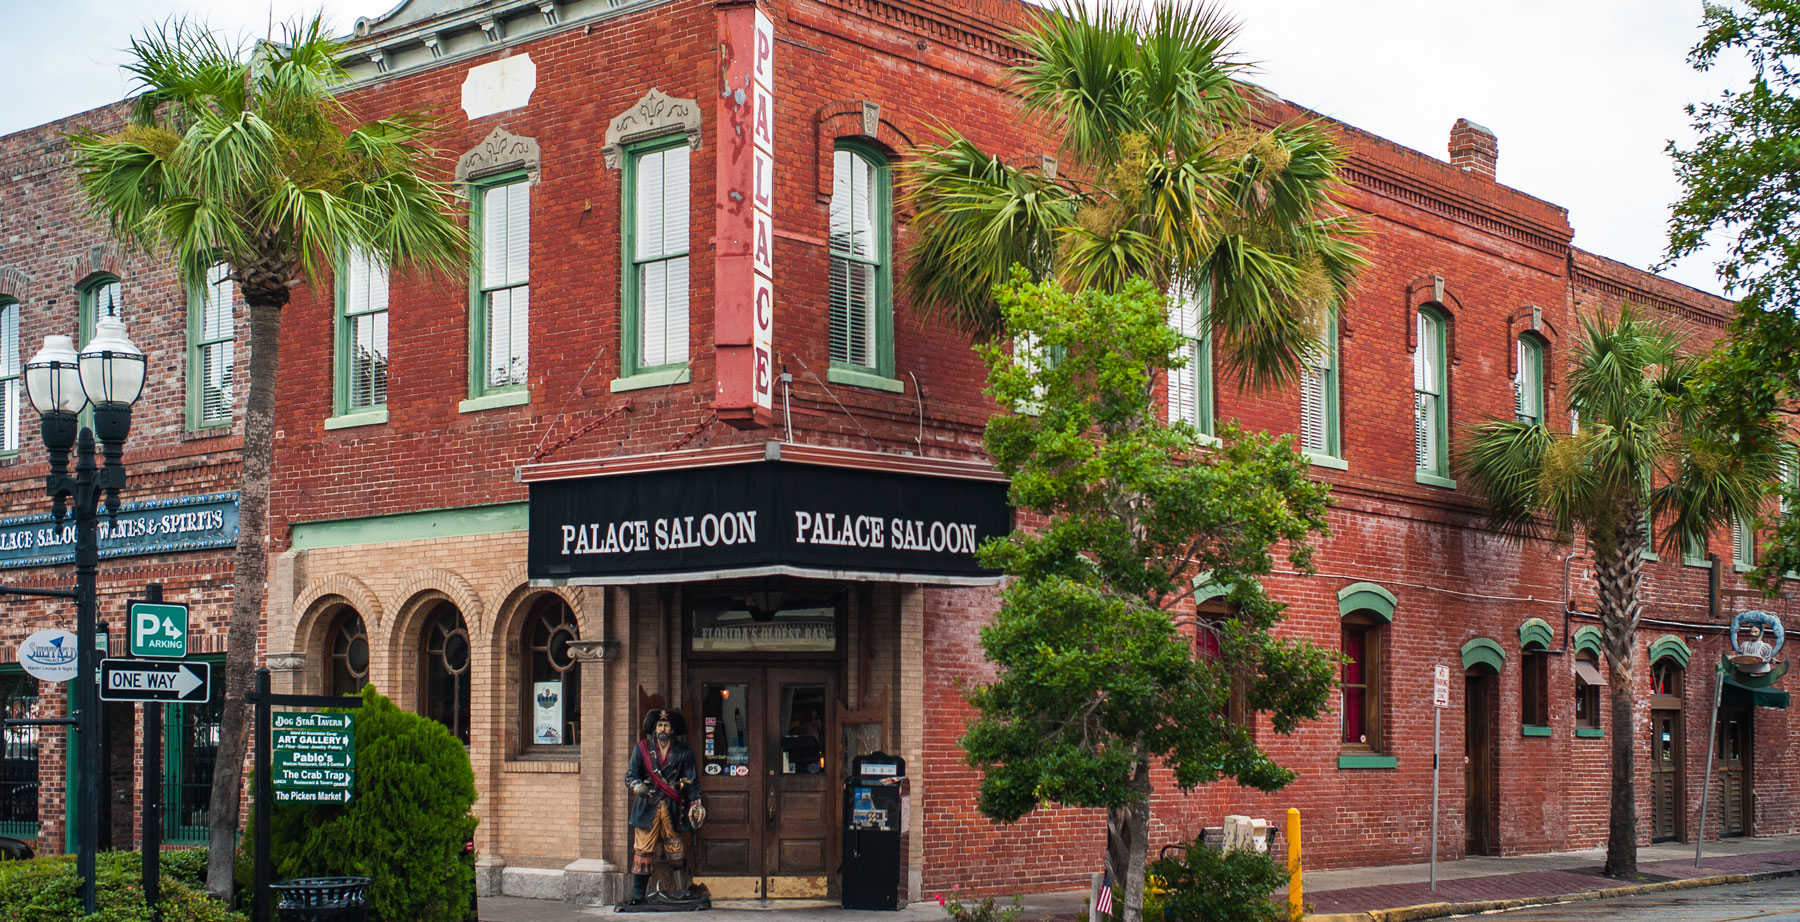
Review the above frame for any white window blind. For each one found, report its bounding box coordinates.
[830,149,882,368]
[1735,516,1754,567]
[344,248,390,410]
[197,263,235,425]
[1515,337,1542,424]
[90,280,122,326]
[1301,323,1333,455]
[0,302,17,453]
[481,182,530,390]
[1414,312,1443,471]
[634,145,691,369]
[1167,285,1211,434]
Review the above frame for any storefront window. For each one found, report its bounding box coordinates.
[166,688,222,844]
[779,684,827,775]
[0,672,37,838]
[699,683,751,776]
[423,606,472,744]
[524,598,579,748]
[692,605,835,654]
[326,610,369,697]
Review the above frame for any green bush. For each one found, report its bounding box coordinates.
[0,850,244,922]
[1149,841,1289,922]
[263,686,478,922]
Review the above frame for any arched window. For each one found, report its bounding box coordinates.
[523,597,580,748]
[1575,650,1604,731]
[79,275,123,345]
[1520,638,1550,729]
[0,298,18,454]
[1414,307,1450,484]
[1652,659,1684,697]
[1341,612,1385,751]
[1514,334,1544,425]
[422,605,472,744]
[325,610,370,697]
[828,143,895,382]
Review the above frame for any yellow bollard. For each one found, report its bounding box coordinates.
[1287,808,1303,921]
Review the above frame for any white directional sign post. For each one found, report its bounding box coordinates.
[1431,664,1450,891]
[129,600,188,659]
[99,658,209,703]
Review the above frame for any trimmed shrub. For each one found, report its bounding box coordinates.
[264,686,477,922]
[1149,841,1289,922]
[0,850,244,922]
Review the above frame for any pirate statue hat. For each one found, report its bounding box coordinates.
[640,707,689,739]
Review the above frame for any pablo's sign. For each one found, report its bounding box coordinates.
[0,492,238,569]
[529,461,1009,583]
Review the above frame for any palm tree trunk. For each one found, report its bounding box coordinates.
[1594,522,1645,880]
[207,297,285,901]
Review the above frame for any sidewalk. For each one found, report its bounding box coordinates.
[476,834,1800,922]
[1304,833,1800,920]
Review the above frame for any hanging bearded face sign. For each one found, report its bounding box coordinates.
[1730,610,1786,676]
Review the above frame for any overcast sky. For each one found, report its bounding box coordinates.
[0,0,1744,295]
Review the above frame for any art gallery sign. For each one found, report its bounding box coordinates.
[0,492,238,569]
[524,444,1010,585]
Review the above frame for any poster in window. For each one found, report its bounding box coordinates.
[533,681,563,745]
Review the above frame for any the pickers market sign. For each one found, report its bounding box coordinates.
[525,445,1010,585]
[0,492,238,569]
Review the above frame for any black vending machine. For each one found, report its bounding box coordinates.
[842,752,905,910]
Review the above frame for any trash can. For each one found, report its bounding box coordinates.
[842,752,904,910]
[271,876,372,922]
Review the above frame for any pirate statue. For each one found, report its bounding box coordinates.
[623,708,705,908]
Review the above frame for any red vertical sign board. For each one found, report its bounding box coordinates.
[715,4,776,429]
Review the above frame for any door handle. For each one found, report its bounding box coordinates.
[767,793,777,828]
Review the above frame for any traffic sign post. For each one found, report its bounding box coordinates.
[128,600,188,658]
[1431,664,1450,891]
[98,658,209,704]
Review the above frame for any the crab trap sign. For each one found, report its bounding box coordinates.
[272,711,355,803]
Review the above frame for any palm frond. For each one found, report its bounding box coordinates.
[1461,419,1557,540]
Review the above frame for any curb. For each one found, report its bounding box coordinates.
[1303,866,1800,922]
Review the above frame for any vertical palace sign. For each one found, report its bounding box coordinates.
[716,5,777,428]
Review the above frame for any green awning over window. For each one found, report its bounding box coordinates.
[1722,674,1790,709]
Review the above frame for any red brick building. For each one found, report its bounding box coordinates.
[233,0,1797,906]
[0,104,247,856]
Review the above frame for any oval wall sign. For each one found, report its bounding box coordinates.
[17,628,79,682]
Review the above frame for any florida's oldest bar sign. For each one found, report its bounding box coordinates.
[528,462,1010,582]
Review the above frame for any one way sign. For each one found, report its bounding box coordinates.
[99,658,210,703]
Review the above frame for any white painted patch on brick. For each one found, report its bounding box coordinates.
[461,55,537,120]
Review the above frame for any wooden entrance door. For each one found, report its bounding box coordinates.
[1464,668,1498,856]
[689,666,838,899]
[1717,708,1753,837]
[1650,709,1683,841]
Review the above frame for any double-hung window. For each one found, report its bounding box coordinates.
[80,277,122,346]
[1734,515,1756,571]
[189,263,235,428]
[334,248,389,423]
[1301,312,1341,463]
[1168,284,1213,437]
[622,139,690,383]
[1414,309,1451,486]
[472,178,530,400]
[828,144,898,389]
[0,299,17,454]
[1684,530,1710,567]
[1340,616,1384,752]
[1515,335,1544,425]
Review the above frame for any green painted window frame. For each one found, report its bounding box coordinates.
[0,666,39,839]
[1302,311,1341,464]
[1733,514,1756,572]
[1642,512,1659,561]
[1414,307,1453,487]
[163,654,225,845]
[619,135,693,384]
[1683,530,1711,568]
[1574,649,1603,733]
[332,247,390,424]
[186,263,236,430]
[467,171,531,403]
[0,298,19,456]
[1168,282,1214,438]
[78,275,122,348]
[826,141,896,387]
[1520,640,1550,730]
[1514,334,1545,425]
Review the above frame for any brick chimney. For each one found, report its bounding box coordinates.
[1449,118,1498,180]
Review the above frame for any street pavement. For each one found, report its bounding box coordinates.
[1476,875,1800,920]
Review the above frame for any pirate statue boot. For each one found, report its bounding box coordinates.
[669,864,692,900]
[629,874,649,905]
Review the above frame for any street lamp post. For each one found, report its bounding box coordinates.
[23,318,145,915]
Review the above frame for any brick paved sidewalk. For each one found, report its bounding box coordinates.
[1306,848,1800,916]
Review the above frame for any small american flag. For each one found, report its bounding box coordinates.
[1096,870,1113,917]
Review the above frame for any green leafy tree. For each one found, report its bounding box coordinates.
[265,687,478,922]
[1667,0,1800,586]
[963,273,1337,922]
[904,0,1365,390]
[1460,307,1778,878]
[66,17,466,898]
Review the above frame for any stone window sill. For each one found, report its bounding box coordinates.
[1305,452,1348,471]
[1576,727,1604,739]
[610,366,691,393]
[827,365,905,393]
[459,390,530,413]
[1415,470,1457,490]
[324,409,388,430]
[1337,753,1396,770]
[1522,725,1552,737]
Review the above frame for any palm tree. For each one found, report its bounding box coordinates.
[1461,306,1778,878]
[68,17,466,898]
[903,0,1365,389]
